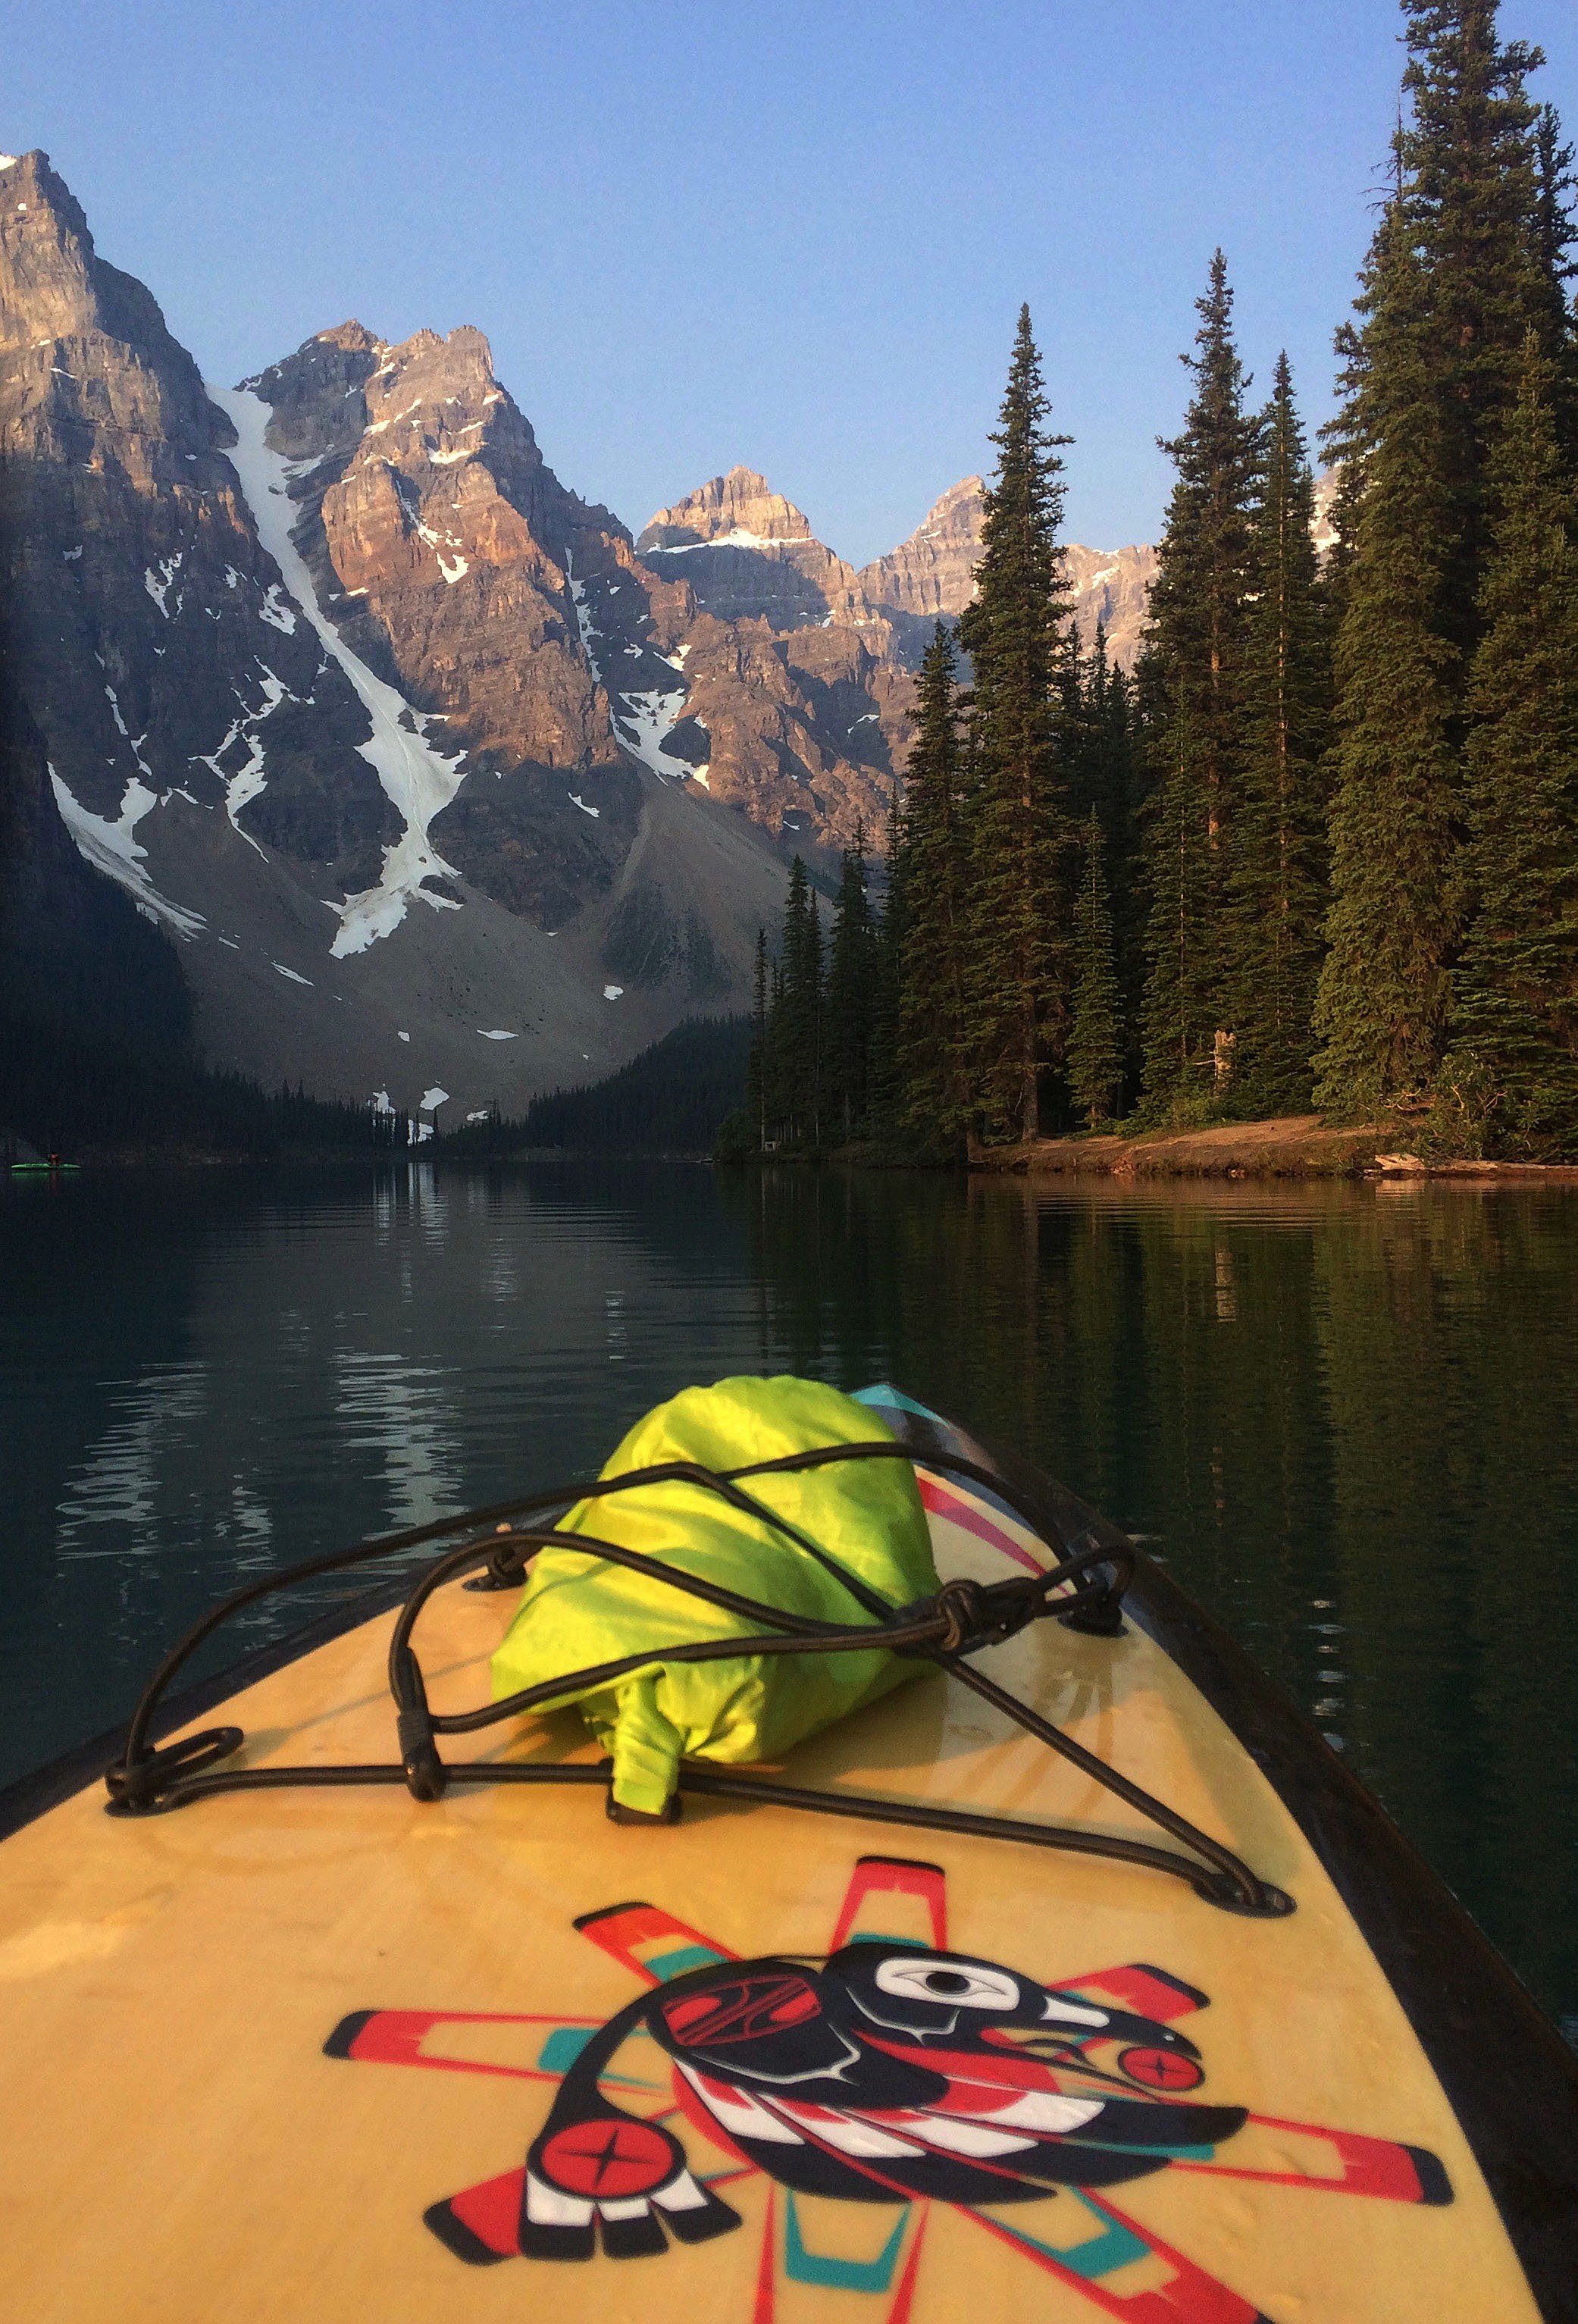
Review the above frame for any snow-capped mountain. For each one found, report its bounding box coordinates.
[0,153,836,1115]
[2,146,1209,1120]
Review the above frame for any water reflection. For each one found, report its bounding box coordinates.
[2,1160,1576,2032]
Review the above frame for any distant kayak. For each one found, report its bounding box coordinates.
[1,1385,1574,2322]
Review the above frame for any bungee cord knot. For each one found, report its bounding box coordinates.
[925,1574,1033,1654]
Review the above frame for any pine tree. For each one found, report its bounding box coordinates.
[1138,251,1263,1117]
[1447,333,1578,1154]
[959,307,1072,1141]
[1313,5,1556,1110]
[866,777,909,1142]
[824,823,879,1139]
[1082,624,1146,1101]
[1228,352,1332,1114]
[1314,202,1461,1109]
[1534,104,1578,461]
[898,622,972,1135]
[1068,620,1112,827]
[1054,619,1089,797]
[745,928,769,1151]
[1067,808,1124,1127]
[1395,1,1547,665]
[773,857,823,1145]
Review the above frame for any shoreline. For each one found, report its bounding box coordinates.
[966,1115,1578,1182]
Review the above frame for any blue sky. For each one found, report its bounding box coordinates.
[8,1,1577,562]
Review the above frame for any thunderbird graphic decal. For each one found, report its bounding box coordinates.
[324,1854,1451,2320]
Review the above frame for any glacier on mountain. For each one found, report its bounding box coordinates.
[213,384,471,959]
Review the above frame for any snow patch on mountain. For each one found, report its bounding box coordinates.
[612,684,693,783]
[196,662,294,851]
[646,529,800,553]
[567,557,694,781]
[102,684,154,782]
[144,555,182,616]
[565,556,602,684]
[49,767,208,938]
[390,469,470,583]
[213,384,469,959]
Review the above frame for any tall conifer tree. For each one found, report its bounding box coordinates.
[774,857,823,1145]
[1315,203,1461,1107]
[1229,353,1332,1113]
[824,825,878,1139]
[1395,1,1547,662]
[1079,624,1147,1098]
[1315,3,1554,1110]
[1138,252,1262,1115]
[1448,334,1578,1153]
[746,928,769,1151]
[866,781,908,1142]
[959,307,1072,1140]
[899,623,972,1134]
[1068,808,1124,1127]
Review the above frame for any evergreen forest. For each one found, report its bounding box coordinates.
[738,0,1578,1164]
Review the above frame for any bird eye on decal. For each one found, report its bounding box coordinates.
[872,1956,1020,2009]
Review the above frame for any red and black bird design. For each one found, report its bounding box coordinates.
[502,1936,1257,2258]
[325,1858,1454,2318]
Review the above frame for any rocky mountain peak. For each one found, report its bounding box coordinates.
[0,148,229,458]
[635,465,877,637]
[857,474,1158,667]
[857,476,985,623]
[640,465,816,552]
[1,154,939,1125]
[251,318,635,797]
[0,148,794,1119]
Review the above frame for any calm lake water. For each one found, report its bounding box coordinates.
[4,1159,1576,2032]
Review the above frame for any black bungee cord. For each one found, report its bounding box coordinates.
[103,1442,1292,1919]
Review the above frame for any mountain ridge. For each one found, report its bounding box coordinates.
[2,146,1183,1130]
[0,153,794,1117]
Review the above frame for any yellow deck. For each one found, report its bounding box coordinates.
[0,1487,1539,2322]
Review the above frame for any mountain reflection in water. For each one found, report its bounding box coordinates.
[3,1159,1576,2032]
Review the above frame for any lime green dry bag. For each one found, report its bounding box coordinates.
[490,1375,938,1817]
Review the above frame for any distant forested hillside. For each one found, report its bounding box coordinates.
[441,1016,752,1157]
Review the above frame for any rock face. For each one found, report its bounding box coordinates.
[243,319,645,933]
[640,465,872,628]
[254,342,903,874]
[2,146,1210,1128]
[1311,468,1339,560]
[1061,540,1160,669]
[0,152,794,1117]
[619,468,900,853]
[857,474,1157,669]
[0,149,394,890]
[0,622,193,1061]
[857,475,985,629]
